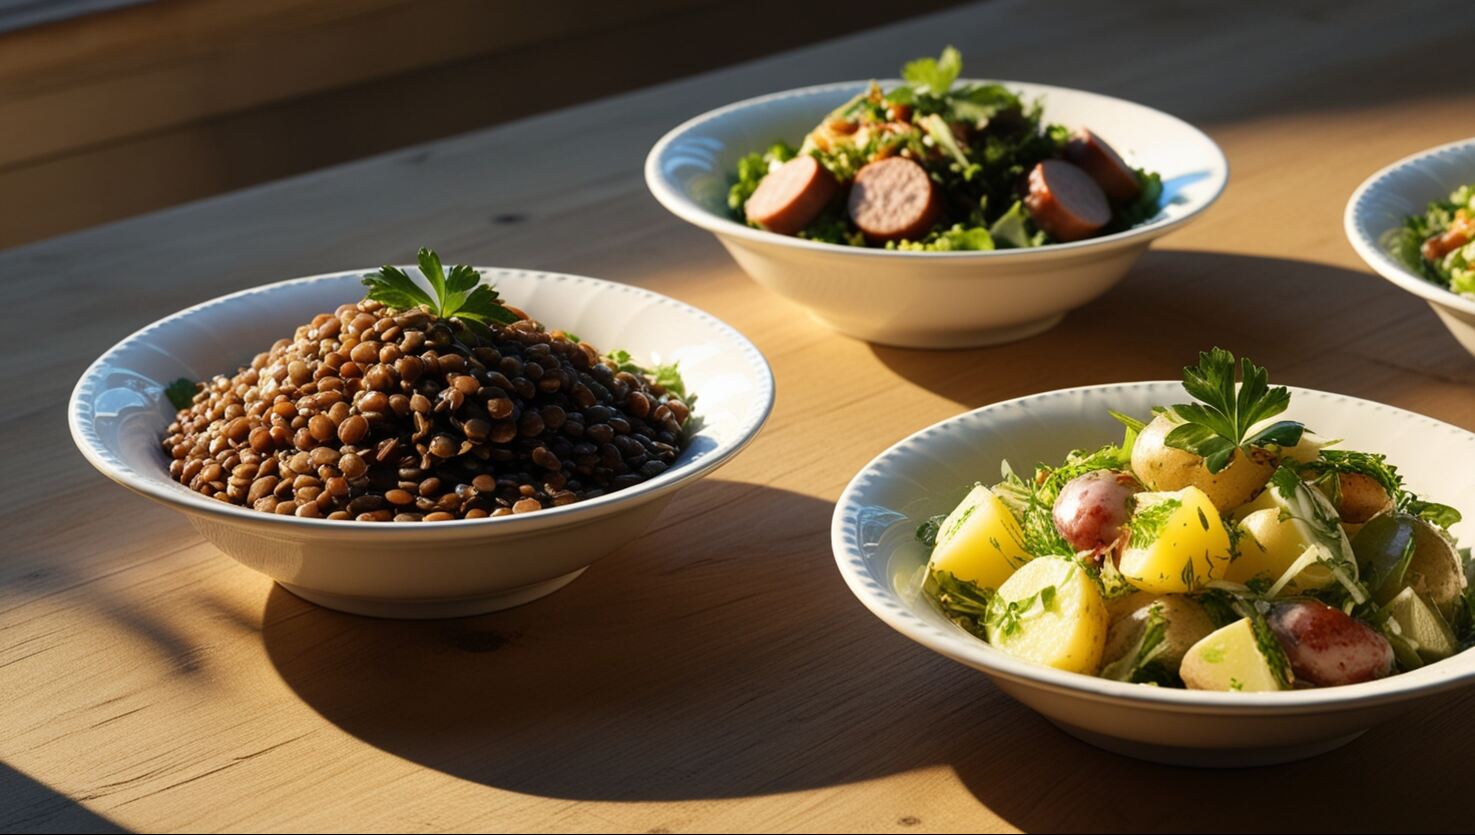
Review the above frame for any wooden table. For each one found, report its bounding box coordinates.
[4,1,1473,831]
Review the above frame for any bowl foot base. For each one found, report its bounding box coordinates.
[824,313,1065,349]
[277,568,588,619]
[1049,720,1366,767]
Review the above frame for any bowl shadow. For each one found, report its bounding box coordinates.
[869,249,1475,411]
[262,478,1027,802]
[263,477,1475,823]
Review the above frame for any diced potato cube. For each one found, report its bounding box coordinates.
[985,557,1108,675]
[1117,486,1231,594]
[928,484,1031,591]
[1180,617,1290,692]
[1226,508,1336,591]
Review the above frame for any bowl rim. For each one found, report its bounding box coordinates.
[1344,136,1475,317]
[645,78,1229,263]
[831,380,1475,715]
[69,267,776,538]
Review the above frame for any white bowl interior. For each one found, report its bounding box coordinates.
[1346,137,1475,312]
[649,80,1228,251]
[71,269,774,533]
[834,382,1475,710]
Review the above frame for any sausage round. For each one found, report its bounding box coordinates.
[744,155,838,236]
[1065,129,1141,202]
[1267,600,1394,687]
[846,157,942,242]
[1024,160,1111,243]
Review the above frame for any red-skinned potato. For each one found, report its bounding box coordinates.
[1267,600,1394,687]
[1052,469,1142,554]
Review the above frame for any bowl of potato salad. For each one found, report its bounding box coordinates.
[832,349,1474,766]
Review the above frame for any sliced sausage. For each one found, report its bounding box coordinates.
[1267,600,1394,687]
[846,157,942,242]
[1024,160,1111,243]
[744,155,838,236]
[1065,129,1141,202]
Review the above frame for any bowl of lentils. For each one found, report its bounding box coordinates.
[70,249,774,617]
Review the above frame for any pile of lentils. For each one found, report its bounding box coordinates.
[162,299,692,521]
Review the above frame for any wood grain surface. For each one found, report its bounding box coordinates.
[2,1,1474,832]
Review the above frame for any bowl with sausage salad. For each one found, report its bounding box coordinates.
[646,48,1228,348]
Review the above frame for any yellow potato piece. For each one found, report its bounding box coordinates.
[928,484,1031,591]
[1180,618,1288,692]
[1117,486,1232,594]
[1130,414,1274,512]
[985,557,1108,675]
[1226,508,1335,591]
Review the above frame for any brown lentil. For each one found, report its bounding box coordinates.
[162,298,691,521]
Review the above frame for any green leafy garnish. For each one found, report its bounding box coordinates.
[607,349,693,406]
[1299,449,1462,529]
[927,570,994,639]
[362,248,520,329]
[901,45,962,96]
[986,583,1058,637]
[164,378,197,411]
[1128,498,1183,549]
[1164,348,1304,473]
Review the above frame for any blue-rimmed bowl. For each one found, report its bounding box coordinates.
[646,80,1228,348]
[832,382,1475,766]
[1346,137,1475,359]
[70,268,774,618]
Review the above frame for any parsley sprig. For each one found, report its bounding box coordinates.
[361,248,520,330]
[1164,348,1304,473]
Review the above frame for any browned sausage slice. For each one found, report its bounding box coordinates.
[1024,160,1111,242]
[744,155,837,236]
[1066,129,1141,202]
[846,157,942,242]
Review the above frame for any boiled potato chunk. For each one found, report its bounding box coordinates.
[1130,414,1275,512]
[1226,508,1336,592]
[928,484,1031,591]
[1353,513,1467,620]
[985,557,1108,675]
[1117,487,1232,593]
[1100,595,1216,683]
[1180,618,1290,692]
[1382,587,1458,664]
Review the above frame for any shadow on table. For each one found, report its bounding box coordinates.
[262,479,1020,804]
[0,762,130,834]
[947,698,1475,832]
[869,250,1475,411]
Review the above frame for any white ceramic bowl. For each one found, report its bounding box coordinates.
[646,80,1228,348]
[1346,137,1475,359]
[832,382,1475,766]
[70,269,774,618]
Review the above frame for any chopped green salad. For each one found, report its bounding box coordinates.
[1392,183,1475,299]
[729,47,1163,251]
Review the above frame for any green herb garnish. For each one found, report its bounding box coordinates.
[927,570,995,639]
[900,45,962,96]
[362,248,520,330]
[608,349,693,406]
[1164,348,1304,473]
[164,378,197,411]
[1128,498,1182,549]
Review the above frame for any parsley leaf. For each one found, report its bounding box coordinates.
[164,378,197,410]
[1164,348,1304,473]
[362,247,519,327]
[901,45,962,96]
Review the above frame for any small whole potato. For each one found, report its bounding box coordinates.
[1327,472,1394,525]
[1052,469,1142,554]
[1267,600,1394,687]
[1130,413,1275,512]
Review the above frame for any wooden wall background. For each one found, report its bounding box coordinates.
[0,0,962,250]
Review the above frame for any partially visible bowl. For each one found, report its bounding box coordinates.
[646,80,1228,349]
[70,268,774,618]
[832,382,1475,766]
[1346,137,1475,359]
